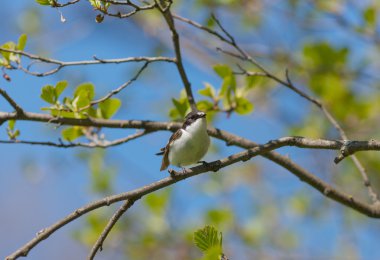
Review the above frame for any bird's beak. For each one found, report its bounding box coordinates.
[200,112,206,118]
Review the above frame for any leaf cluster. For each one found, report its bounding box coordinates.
[40,81,121,141]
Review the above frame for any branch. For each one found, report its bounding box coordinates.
[0,88,24,115]
[161,8,197,111]
[0,48,174,76]
[6,136,380,259]
[87,199,136,260]
[174,13,380,204]
[0,130,149,148]
[98,0,156,18]
[86,62,149,110]
[53,0,81,7]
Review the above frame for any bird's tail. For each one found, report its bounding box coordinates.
[155,147,165,156]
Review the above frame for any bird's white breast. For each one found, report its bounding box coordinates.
[168,118,210,167]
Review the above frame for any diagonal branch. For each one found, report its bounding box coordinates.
[6,136,380,259]
[87,199,136,260]
[87,62,149,109]
[173,13,380,204]
[160,8,197,111]
[0,88,24,115]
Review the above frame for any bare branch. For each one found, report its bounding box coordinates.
[87,199,136,260]
[87,62,149,109]
[97,0,156,19]
[174,13,380,204]
[6,135,380,259]
[0,88,24,115]
[0,48,174,76]
[161,9,197,111]
[0,130,149,148]
[53,0,81,7]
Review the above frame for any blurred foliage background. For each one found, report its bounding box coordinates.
[2,0,380,259]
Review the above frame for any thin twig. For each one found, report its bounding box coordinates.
[0,130,149,148]
[86,62,149,109]
[0,48,174,76]
[87,199,136,260]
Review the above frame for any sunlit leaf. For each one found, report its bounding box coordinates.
[172,97,189,119]
[194,226,222,253]
[213,64,232,79]
[235,97,254,115]
[74,82,95,100]
[17,34,27,51]
[40,85,56,104]
[98,98,121,119]
[363,6,376,28]
[35,0,52,5]
[199,83,216,98]
[197,100,214,112]
[8,120,16,131]
[61,126,84,141]
[55,80,68,98]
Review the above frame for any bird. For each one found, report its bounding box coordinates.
[157,111,210,171]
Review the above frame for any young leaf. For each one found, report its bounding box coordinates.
[172,98,189,118]
[98,98,121,119]
[0,42,16,64]
[17,34,27,51]
[363,6,376,28]
[35,0,52,5]
[72,91,91,111]
[8,120,16,131]
[62,127,84,141]
[40,85,57,104]
[74,83,95,100]
[55,80,68,98]
[199,83,216,98]
[213,64,232,79]
[235,97,254,115]
[196,100,214,112]
[194,226,222,253]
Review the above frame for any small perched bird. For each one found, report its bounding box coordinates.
[157,111,210,171]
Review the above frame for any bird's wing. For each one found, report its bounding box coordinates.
[160,129,182,171]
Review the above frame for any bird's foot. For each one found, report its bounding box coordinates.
[198,160,210,166]
[168,168,177,178]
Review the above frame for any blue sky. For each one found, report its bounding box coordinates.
[1,1,380,260]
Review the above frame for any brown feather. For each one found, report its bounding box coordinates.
[159,129,182,171]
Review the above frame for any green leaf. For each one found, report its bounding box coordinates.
[235,97,254,115]
[194,226,222,253]
[199,83,216,98]
[364,6,376,28]
[17,34,27,51]
[196,100,214,112]
[62,127,84,141]
[74,82,95,100]
[98,98,121,119]
[245,75,262,89]
[55,80,68,98]
[213,64,232,79]
[143,190,170,214]
[72,91,91,111]
[40,85,57,104]
[172,98,189,118]
[35,0,52,5]
[89,0,110,9]
[0,42,16,64]
[8,120,16,131]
